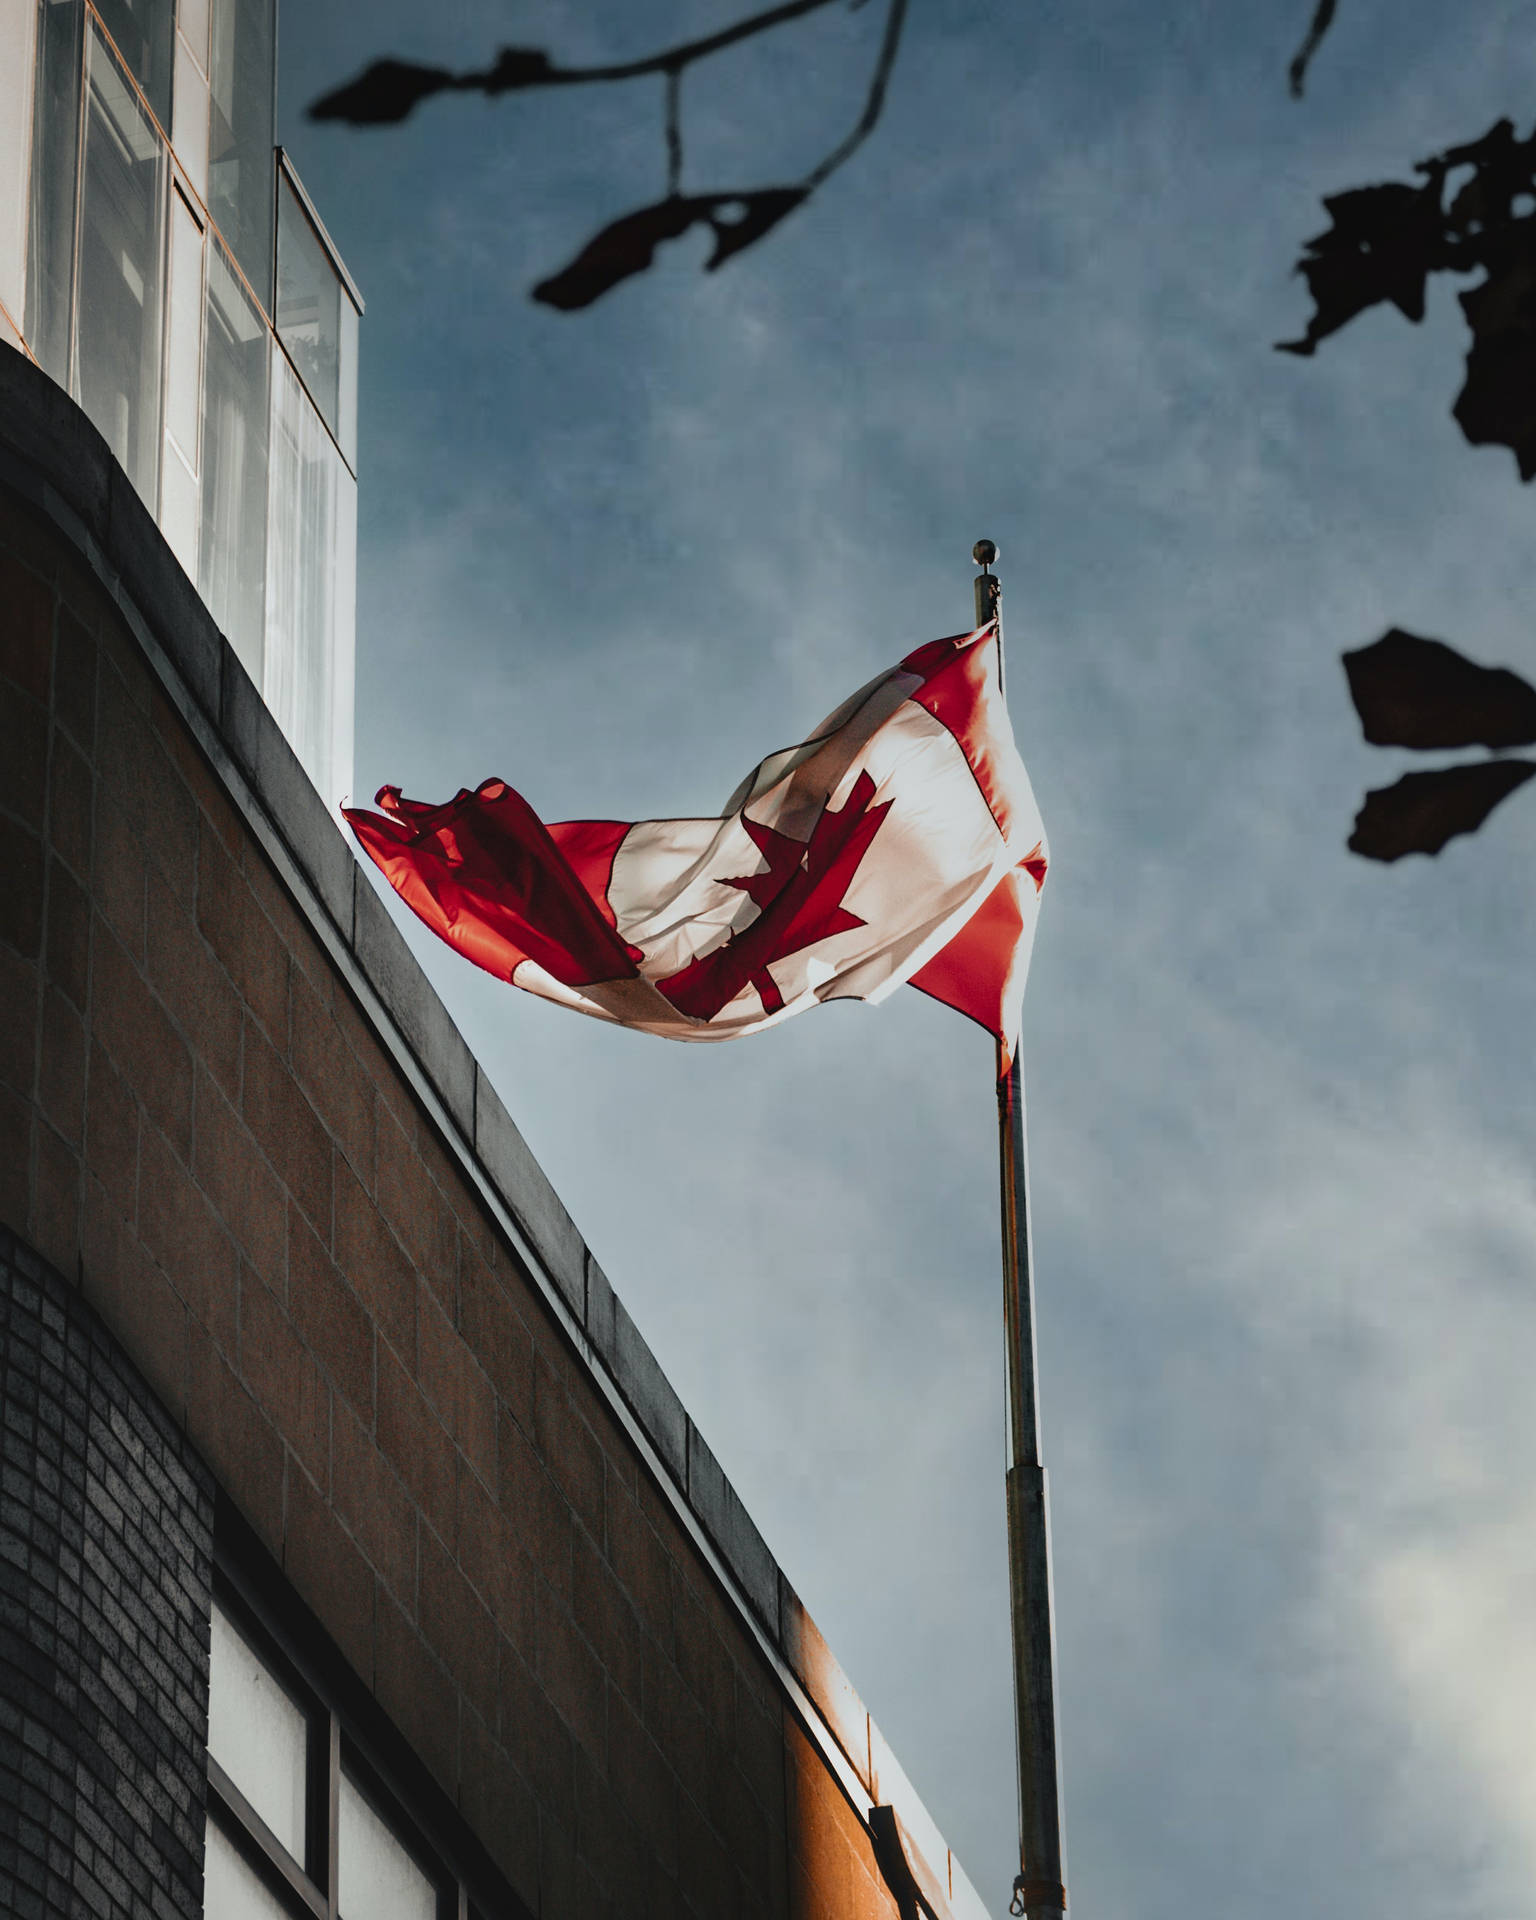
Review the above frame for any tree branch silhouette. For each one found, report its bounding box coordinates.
[309,0,908,307]
[1288,0,1339,99]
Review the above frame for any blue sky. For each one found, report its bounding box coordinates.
[277,4,1536,1914]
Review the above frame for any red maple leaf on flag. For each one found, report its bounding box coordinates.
[658,772,892,1019]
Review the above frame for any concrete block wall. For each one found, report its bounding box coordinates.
[0,347,989,1920]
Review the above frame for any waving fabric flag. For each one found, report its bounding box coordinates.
[344,623,1048,1068]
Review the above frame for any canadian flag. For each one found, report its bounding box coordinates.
[344,623,1047,1068]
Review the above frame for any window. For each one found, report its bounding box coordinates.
[206,0,273,297]
[75,19,166,506]
[91,0,173,125]
[0,0,38,332]
[26,0,86,383]
[264,346,356,804]
[205,1589,476,1920]
[199,229,268,678]
[275,159,360,469]
[160,180,205,574]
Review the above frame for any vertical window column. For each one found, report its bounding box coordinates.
[198,231,268,679]
[208,0,274,296]
[173,0,212,203]
[25,0,86,382]
[161,181,205,572]
[265,348,356,804]
[75,19,167,508]
[0,0,39,343]
[266,156,360,804]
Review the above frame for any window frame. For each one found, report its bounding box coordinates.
[207,1564,482,1920]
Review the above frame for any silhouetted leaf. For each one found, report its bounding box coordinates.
[1343,630,1536,749]
[532,188,808,309]
[309,58,455,125]
[1348,759,1536,860]
[1280,118,1536,477]
[1276,182,1447,355]
[1455,250,1536,478]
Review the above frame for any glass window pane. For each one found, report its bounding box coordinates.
[0,0,38,332]
[199,234,267,679]
[93,0,173,127]
[207,0,273,299]
[336,291,358,472]
[265,350,355,804]
[172,32,209,199]
[338,1770,437,1920]
[203,1820,294,1920]
[25,0,85,382]
[76,23,166,507]
[275,172,339,434]
[207,1602,308,1864]
[160,440,198,572]
[179,0,210,75]
[164,186,202,460]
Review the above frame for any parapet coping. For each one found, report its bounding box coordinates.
[0,348,992,1920]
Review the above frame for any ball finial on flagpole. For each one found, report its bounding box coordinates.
[973,538,999,570]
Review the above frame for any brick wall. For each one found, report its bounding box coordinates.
[0,1225,215,1920]
[0,352,981,1920]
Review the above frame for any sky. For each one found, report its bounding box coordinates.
[275,4,1536,1915]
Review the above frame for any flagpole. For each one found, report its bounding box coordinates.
[973,540,1068,1920]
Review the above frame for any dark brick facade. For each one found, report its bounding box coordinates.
[0,348,982,1920]
[0,1225,215,1920]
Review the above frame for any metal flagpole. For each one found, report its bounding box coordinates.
[972,540,1068,1920]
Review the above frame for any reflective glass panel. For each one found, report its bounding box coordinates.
[203,1820,292,1920]
[338,1770,437,1920]
[337,289,358,472]
[179,0,210,74]
[25,0,84,381]
[207,1602,308,1864]
[164,185,202,460]
[160,440,198,572]
[199,235,267,678]
[93,0,174,127]
[275,172,339,435]
[265,350,355,803]
[76,23,166,507]
[0,0,38,331]
[171,32,209,199]
[207,0,273,298]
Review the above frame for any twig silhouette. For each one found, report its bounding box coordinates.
[1288,0,1339,98]
[310,0,908,306]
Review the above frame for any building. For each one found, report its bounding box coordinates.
[1,0,358,808]
[0,5,995,1916]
